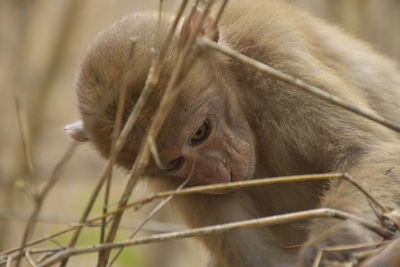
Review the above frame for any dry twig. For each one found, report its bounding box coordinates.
[131,173,389,215]
[2,172,394,266]
[95,0,194,265]
[360,237,400,267]
[97,36,139,267]
[197,37,400,133]
[15,142,78,267]
[314,241,387,266]
[107,166,194,266]
[25,250,38,267]
[14,94,35,176]
[312,250,323,267]
[39,208,393,267]
[0,172,390,264]
[97,2,235,265]
[60,38,143,267]
[5,1,400,266]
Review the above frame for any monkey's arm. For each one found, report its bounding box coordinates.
[299,142,400,266]
[175,191,295,267]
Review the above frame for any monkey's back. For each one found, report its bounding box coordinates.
[218,0,400,127]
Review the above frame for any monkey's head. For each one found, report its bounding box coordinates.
[65,9,256,193]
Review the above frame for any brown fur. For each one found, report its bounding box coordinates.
[71,0,400,266]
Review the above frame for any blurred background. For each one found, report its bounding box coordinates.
[0,0,399,266]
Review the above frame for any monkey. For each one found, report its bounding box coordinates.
[65,0,400,266]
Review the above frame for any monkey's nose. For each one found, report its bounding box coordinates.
[197,159,231,184]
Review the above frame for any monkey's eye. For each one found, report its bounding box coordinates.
[162,157,185,173]
[190,120,210,146]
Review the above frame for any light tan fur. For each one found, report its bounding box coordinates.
[70,1,400,266]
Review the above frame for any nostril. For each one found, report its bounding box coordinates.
[163,157,185,173]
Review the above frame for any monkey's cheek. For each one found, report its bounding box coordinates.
[230,157,254,183]
[230,141,256,182]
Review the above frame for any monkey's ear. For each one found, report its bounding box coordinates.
[64,120,89,142]
[178,6,220,48]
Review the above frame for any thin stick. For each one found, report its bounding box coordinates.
[25,251,38,267]
[97,37,138,267]
[315,241,386,266]
[322,241,385,252]
[312,250,323,267]
[1,172,388,260]
[60,39,140,267]
[0,220,185,266]
[6,0,85,255]
[352,247,383,261]
[96,1,192,265]
[1,228,77,260]
[155,0,164,47]
[108,164,195,267]
[31,249,63,255]
[0,211,183,233]
[197,37,400,133]
[107,166,193,267]
[148,136,165,169]
[15,142,78,267]
[38,143,79,198]
[36,252,54,264]
[343,174,389,213]
[60,1,190,258]
[132,173,388,215]
[358,238,400,266]
[332,262,356,267]
[10,0,86,185]
[39,208,394,267]
[14,94,35,176]
[214,0,229,26]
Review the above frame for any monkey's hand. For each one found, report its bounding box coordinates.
[297,220,380,267]
[360,237,400,267]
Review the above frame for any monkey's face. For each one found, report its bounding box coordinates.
[146,76,256,193]
[67,10,257,193]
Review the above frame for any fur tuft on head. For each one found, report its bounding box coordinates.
[76,12,176,168]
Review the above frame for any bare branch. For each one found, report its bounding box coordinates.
[0,211,183,233]
[14,94,35,176]
[323,241,386,253]
[312,250,323,267]
[96,1,194,265]
[2,172,392,266]
[39,208,394,267]
[107,167,193,267]
[360,237,400,267]
[15,142,77,267]
[25,251,38,267]
[1,172,388,263]
[131,173,388,216]
[197,37,400,133]
[97,36,139,267]
[61,38,140,267]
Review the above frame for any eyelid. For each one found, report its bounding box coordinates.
[189,119,211,146]
[191,119,207,137]
[162,157,185,173]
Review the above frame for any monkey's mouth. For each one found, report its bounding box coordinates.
[199,169,253,195]
[187,162,253,194]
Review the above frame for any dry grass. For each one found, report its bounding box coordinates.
[1,0,400,266]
